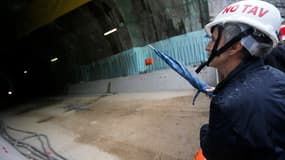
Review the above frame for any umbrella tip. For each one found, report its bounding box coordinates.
[148,44,155,50]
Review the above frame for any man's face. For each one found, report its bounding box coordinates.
[205,27,228,69]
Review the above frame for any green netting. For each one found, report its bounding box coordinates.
[78,29,209,81]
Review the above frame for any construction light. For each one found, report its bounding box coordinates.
[104,28,117,36]
[50,57,58,62]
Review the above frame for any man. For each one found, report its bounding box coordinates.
[264,43,285,73]
[198,1,285,160]
[264,21,285,73]
[280,19,285,43]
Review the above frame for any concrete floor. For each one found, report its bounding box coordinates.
[1,91,210,160]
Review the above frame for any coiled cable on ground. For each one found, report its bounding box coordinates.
[0,120,68,160]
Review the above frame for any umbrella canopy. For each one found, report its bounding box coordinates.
[148,45,214,105]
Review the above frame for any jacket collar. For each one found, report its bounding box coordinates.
[214,57,264,94]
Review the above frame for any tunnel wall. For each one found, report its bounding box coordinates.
[72,29,209,82]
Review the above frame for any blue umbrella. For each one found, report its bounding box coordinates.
[148,45,214,105]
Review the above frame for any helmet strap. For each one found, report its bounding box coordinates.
[195,26,254,73]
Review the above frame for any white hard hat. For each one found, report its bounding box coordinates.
[205,0,282,47]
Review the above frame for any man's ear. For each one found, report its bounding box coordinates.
[229,42,243,55]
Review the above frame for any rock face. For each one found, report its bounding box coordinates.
[119,0,209,46]
[46,0,209,62]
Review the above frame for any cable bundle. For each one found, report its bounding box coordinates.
[0,121,68,160]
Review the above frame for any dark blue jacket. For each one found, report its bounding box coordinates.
[200,57,285,160]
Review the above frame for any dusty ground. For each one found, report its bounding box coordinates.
[1,91,210,160]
